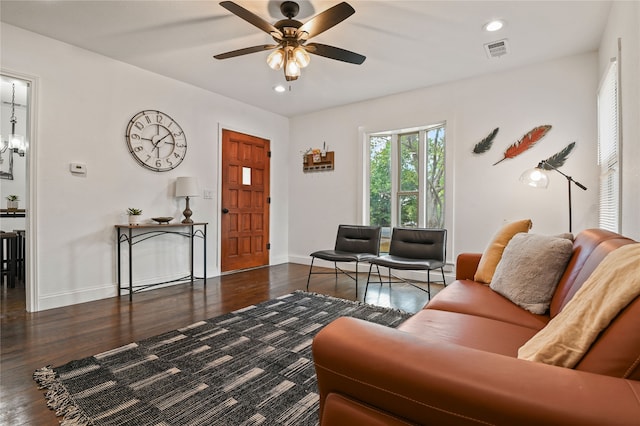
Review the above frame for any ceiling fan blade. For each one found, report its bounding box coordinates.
[214,44,278,60]
[297,2,355,39]
[305,43,366,65]
[219,1,281,37]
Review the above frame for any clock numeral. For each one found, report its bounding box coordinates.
[166,158,173,166]
[173,152,182,159]
[173,131,183,138]
[156,114,164,124]
[175,143,186,148]
[156,159,162,168]
[134,121,144,131]
[130,133,141,140]
[145,115,152,124]
[145,155,152,163]
[133,145,144,152]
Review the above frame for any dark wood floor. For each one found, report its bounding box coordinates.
[0,263,441,425]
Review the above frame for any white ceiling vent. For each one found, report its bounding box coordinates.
[484,39,510,58]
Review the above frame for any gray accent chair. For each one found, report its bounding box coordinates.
[366,227,447,299]
[306,225,382,297]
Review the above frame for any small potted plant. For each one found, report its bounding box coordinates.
[6,195,19,210]
[127,208,143,225]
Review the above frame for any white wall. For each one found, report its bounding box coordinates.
[598,1,640,240]
[288,53,600,265]
[1,24,290,311]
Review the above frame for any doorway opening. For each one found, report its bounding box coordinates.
[1,72,34,312]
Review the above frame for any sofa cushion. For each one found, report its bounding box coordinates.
[426,280,549,330]
[489,233,573,314]
[474,219,532,284]
[550,229,637,316]
[398,309,538,357]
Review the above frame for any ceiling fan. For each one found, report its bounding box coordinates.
[214,1,366,81]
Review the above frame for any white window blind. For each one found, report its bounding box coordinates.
[597,60,620,232]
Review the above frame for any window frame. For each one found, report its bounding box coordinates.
[365,122,446,231]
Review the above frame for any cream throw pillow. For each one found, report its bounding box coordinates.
[489,233,574,314]
[474,219,532,284]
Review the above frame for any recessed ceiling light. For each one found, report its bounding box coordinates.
[484,20,505,32]
[273,84,286,93]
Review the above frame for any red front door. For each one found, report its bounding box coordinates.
[220,129,270,272]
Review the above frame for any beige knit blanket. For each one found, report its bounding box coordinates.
[518,243,640,368]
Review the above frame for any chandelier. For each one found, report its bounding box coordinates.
[2,83,26,157]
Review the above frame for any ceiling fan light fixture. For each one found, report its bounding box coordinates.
[285,49,301,80]
[292,46,310,68]
[267,49,285,70]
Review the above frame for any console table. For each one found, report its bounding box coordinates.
[115,222,207,301]
[1,208,26,218]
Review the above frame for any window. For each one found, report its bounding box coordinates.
[597,60,620,232]
[367,123,446,250]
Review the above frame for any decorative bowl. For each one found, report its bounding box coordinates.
[151,217,173,224]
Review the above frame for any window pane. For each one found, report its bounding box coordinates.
[426,126,445,228]
[399,132,419,192]
[370,135,392,252]
[597,60,619,232]
[399,193,418,227]
[369,135,391,228]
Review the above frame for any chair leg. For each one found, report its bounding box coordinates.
[427,269,432,300]
[334,262,339,286]
[365,263,373,300]
[306,257,316,291]
[355,261,359,298]
[440,267,446,287]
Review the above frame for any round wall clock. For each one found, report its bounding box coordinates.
[125,110,187,172]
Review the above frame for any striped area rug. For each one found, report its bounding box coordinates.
[34,291,411,425]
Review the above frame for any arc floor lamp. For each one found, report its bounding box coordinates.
[520,160,587,232]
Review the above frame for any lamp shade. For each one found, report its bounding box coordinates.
[175,177,200,197]
[519,167,549,188]
[267,49,285,70]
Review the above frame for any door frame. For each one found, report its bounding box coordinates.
[216,123,272,273]
[1,69,39,312]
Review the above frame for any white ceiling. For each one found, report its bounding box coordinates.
[0,1,611,117]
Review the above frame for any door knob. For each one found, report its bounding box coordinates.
[222,208,229,214]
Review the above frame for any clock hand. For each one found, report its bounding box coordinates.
[151,131,173,155]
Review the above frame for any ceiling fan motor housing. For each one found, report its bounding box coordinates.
[280,1,300,19]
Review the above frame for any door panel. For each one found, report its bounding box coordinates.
[221,129,270,272]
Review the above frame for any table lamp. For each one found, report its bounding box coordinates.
[175,177,200,224]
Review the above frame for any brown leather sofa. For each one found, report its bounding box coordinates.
[313,228,640,425]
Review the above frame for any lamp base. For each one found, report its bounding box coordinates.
[182,196,193,224]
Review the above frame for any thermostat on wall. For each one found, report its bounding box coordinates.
[70,162,87,176]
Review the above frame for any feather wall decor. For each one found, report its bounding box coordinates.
[493,125,552,166]
[542,142,576,170]
[472,127,499,154]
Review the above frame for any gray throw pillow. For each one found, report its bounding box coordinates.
[489,233,574,314]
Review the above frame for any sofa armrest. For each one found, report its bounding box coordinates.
[313,317,640,426]
[455,253,482,280]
